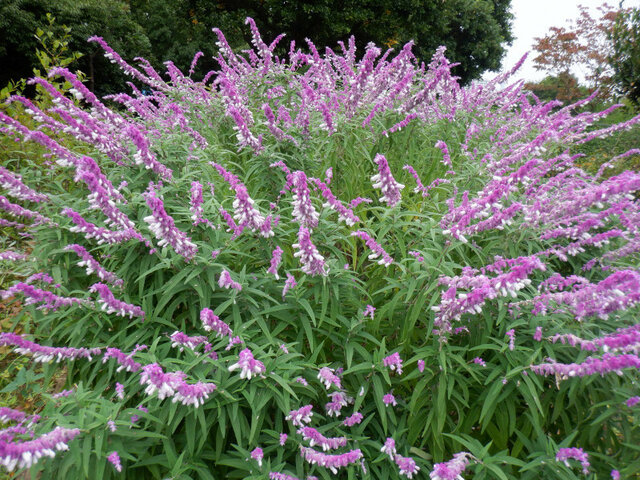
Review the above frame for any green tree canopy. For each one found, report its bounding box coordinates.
[611,6,640,107]
[1,0,514,93]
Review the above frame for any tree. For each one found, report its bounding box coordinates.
[611,6,640,107]
[188,0,514,84]
[531,3,627,98]
[0,0,151,95]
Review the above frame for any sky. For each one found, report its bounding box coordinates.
[487,0,640,83]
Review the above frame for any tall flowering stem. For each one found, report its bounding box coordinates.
[143,187,197,260]
[371,154,404,208]
[293,227,328,276]
[351,230,393,267]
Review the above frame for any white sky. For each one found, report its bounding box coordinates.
[487,0,640,83]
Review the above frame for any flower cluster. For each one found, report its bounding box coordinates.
[228,348,265,380]
[90,283,145,319]
[371,154,404,208]
[0,426,81,471]
[0,333,101,363]
[556,447,590,474]
[351,230,393,266]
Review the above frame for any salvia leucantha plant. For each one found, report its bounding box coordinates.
[0,17,639,480]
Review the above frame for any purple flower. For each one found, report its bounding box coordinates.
[626,396,640,407]
[107,451,122,473]
[1,282,90,311]
[289,171,319,228]
[363,304,376,319]
[383,393,397,407]
[200,308,233,337]
[0,166,48,203]
[107,420,116,432]
[506,329,516,351]
[300,447,363,475]
[143,188,197,261]
[383,352,404,375]
[228,348,265,380]
[534,326,543,342]
[380,437,396,459]
[556,447,590,474]
[435,140,453,168]
[64,244,123,287]
[418,359,425,373]
[279,433,288,446]
[343,412,363,427]
[0,333,101,363]
[473,357,486,367]
[298,427,347,451]
[0,251,28,262]
[351,230,393,266]
[102,347,143,373]
[90,283,145,319]
[395,454,420,479]
[371,154,404,208]
[268,246,283,279]
[269,473,299,480]
[430,452,471,480]
[317,367,341,390]
[115,383,125,400]
[283,273,297,298]
[218,269,242,291]
[139,363,216,406]
[285,405,313,427]
[251,447,264,467]
[293,227,328,276]
[612,469,621,479]
[0,426,80,471]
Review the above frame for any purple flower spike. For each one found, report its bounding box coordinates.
[395,454,420,479]
[143,188,197,261]
[371,154,404,207]
[293,227,328,276]
[218,269,242,291]
[0,333,101,363]
[200,308,233,337]
[289,171,319,228]
[251,447,264,467]
[300,447,363,475]
[351,230,393,266]
[282,273,297,299]
[228,348,265,380]
[285,405,313,427]
[267,246,283,279]
[107,451,122,472]
[430,452,472,480]
[556,447,590,474]
[317,367,341,390]
[383,393,397,407]
[383,352,403,375]
[380,437,396,459]
[298,427,347,451]
[64,244,123,287]
[90,283,145,319]
[0,251,28,262]
[0,426,80,471]
[343,412,363,427]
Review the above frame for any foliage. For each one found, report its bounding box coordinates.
[524,73,591,105]
[531,3,626,99]
[611,6,640,108]
[2,0,513,94]
[0,0,151,96]
[1,18,640,480]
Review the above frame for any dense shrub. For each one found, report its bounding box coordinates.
[1,19,640,480]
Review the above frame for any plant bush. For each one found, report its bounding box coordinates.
[0,19,640,480]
